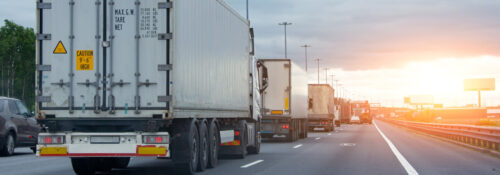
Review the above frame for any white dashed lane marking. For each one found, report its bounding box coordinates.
[241,160,264,168]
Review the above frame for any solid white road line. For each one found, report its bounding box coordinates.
[293,144,303,149]
[315,137,321,140]
[241,160,264,168]
[374,121,419,175]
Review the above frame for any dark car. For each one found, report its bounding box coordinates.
[0,97,40,156]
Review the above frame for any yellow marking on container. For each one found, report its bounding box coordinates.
[271,110,283,115]
[40,147,68,155]
[137,146,167,155]
[76,50,94,71]
[53,41,67,54]
[285,97,289,110]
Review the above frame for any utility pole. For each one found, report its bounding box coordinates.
[329,74,335,103]
[246,0,249,20]
[301,44,311,72]
[315,59,320,84]
[279,22,292,58]
[324,68,329,84]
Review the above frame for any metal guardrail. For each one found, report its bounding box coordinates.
[379,118,500,153]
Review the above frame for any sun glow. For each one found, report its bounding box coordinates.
[325,56,500,107]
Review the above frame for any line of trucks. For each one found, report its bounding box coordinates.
[33,0,370,174]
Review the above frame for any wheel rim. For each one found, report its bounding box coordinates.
[192,137,198,167]
[202,135,208,163]
[211,134,217,158]
[7,136,14,155]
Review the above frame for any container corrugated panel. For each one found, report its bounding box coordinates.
[260,59,308,119]
[308,84,334,118]
[37,0,252,119]
[171,0,251,118]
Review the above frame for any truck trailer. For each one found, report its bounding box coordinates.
[350,101,372,124]
[259,59,308,141]
[308,84,335,132]
[35,0,265,174]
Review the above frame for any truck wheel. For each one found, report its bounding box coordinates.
[0,133,15,156]
[207,119,219,168]
[197,120,209,172]
[247,121,260,154]
[95,158,113,172]
[71,158,96,175]
[112,157,130,169]
[236,120,247,159]
[173,119,199,175]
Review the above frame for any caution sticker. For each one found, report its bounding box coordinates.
[53,41,67,54]
[76,50,94,71]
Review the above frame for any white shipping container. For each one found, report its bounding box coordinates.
[36,0,253,119]
[308,84,334,118]
[260,59,308,119]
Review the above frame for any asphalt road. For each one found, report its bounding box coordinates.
[1,120,499,175]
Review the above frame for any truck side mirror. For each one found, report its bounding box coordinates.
[257,61,269,93]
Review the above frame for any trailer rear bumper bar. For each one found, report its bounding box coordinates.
[36,132,170,157]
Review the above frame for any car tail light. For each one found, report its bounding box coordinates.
[234,131,240,136]
[281,124,289,129]
[143,136,168,144]
[39,135,65,144]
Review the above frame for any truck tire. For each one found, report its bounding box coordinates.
[197,120,209,172]
[236,120,247,159]
[172,119,199,175]
[0,133,15,156]
[112,157,130,169]
[247,120,260,154]
[207,119,219,168]
[71,158,96,175]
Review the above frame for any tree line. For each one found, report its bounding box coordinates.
[0,20,36,109]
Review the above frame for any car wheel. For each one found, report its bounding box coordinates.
[30,147,36,154]
[1,134,15,156]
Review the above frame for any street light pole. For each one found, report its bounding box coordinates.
[315,58,320,84]
[323,68,329,84]
[279,22,292,58]
[246,0,249,20]
[301,44,311,72]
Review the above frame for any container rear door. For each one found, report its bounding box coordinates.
[262,60,291,116]
[38,0,103,112]
[37,0,169,116]
[106,0,169,113]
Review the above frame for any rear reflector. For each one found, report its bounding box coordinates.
[271,110,283,115]
[234,131,240,136]
[137,146,167,155]
[220,140,241,146]
[40,147,67,155]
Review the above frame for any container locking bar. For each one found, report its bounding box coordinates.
[37,65,52,71]
[36,34,51,40]
[37,2,52,9]
[158,2,172,9]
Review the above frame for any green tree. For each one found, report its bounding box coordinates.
[0,20,36,109]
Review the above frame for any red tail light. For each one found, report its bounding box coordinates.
[45,137,52,144]
[281,124,290,129]
[143,135,169,144]
[235,131,240,136]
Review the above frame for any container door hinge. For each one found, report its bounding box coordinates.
[158,96,172,103]
[284,63,291,68]
[37,34,51,40]
[36,96,52,102]
[158,33,172,40]
[158,2,172,9]
[37,65,52,71]
[158,64,172,71]
[37,2,52,9]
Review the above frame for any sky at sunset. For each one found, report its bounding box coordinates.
[1,0,499,107]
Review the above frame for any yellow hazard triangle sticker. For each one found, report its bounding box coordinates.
[53,41,67,54]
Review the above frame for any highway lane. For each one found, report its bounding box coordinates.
[0,122,498,175]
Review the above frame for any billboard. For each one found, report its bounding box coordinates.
[405,95,434,105]
[464,78,495,91]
